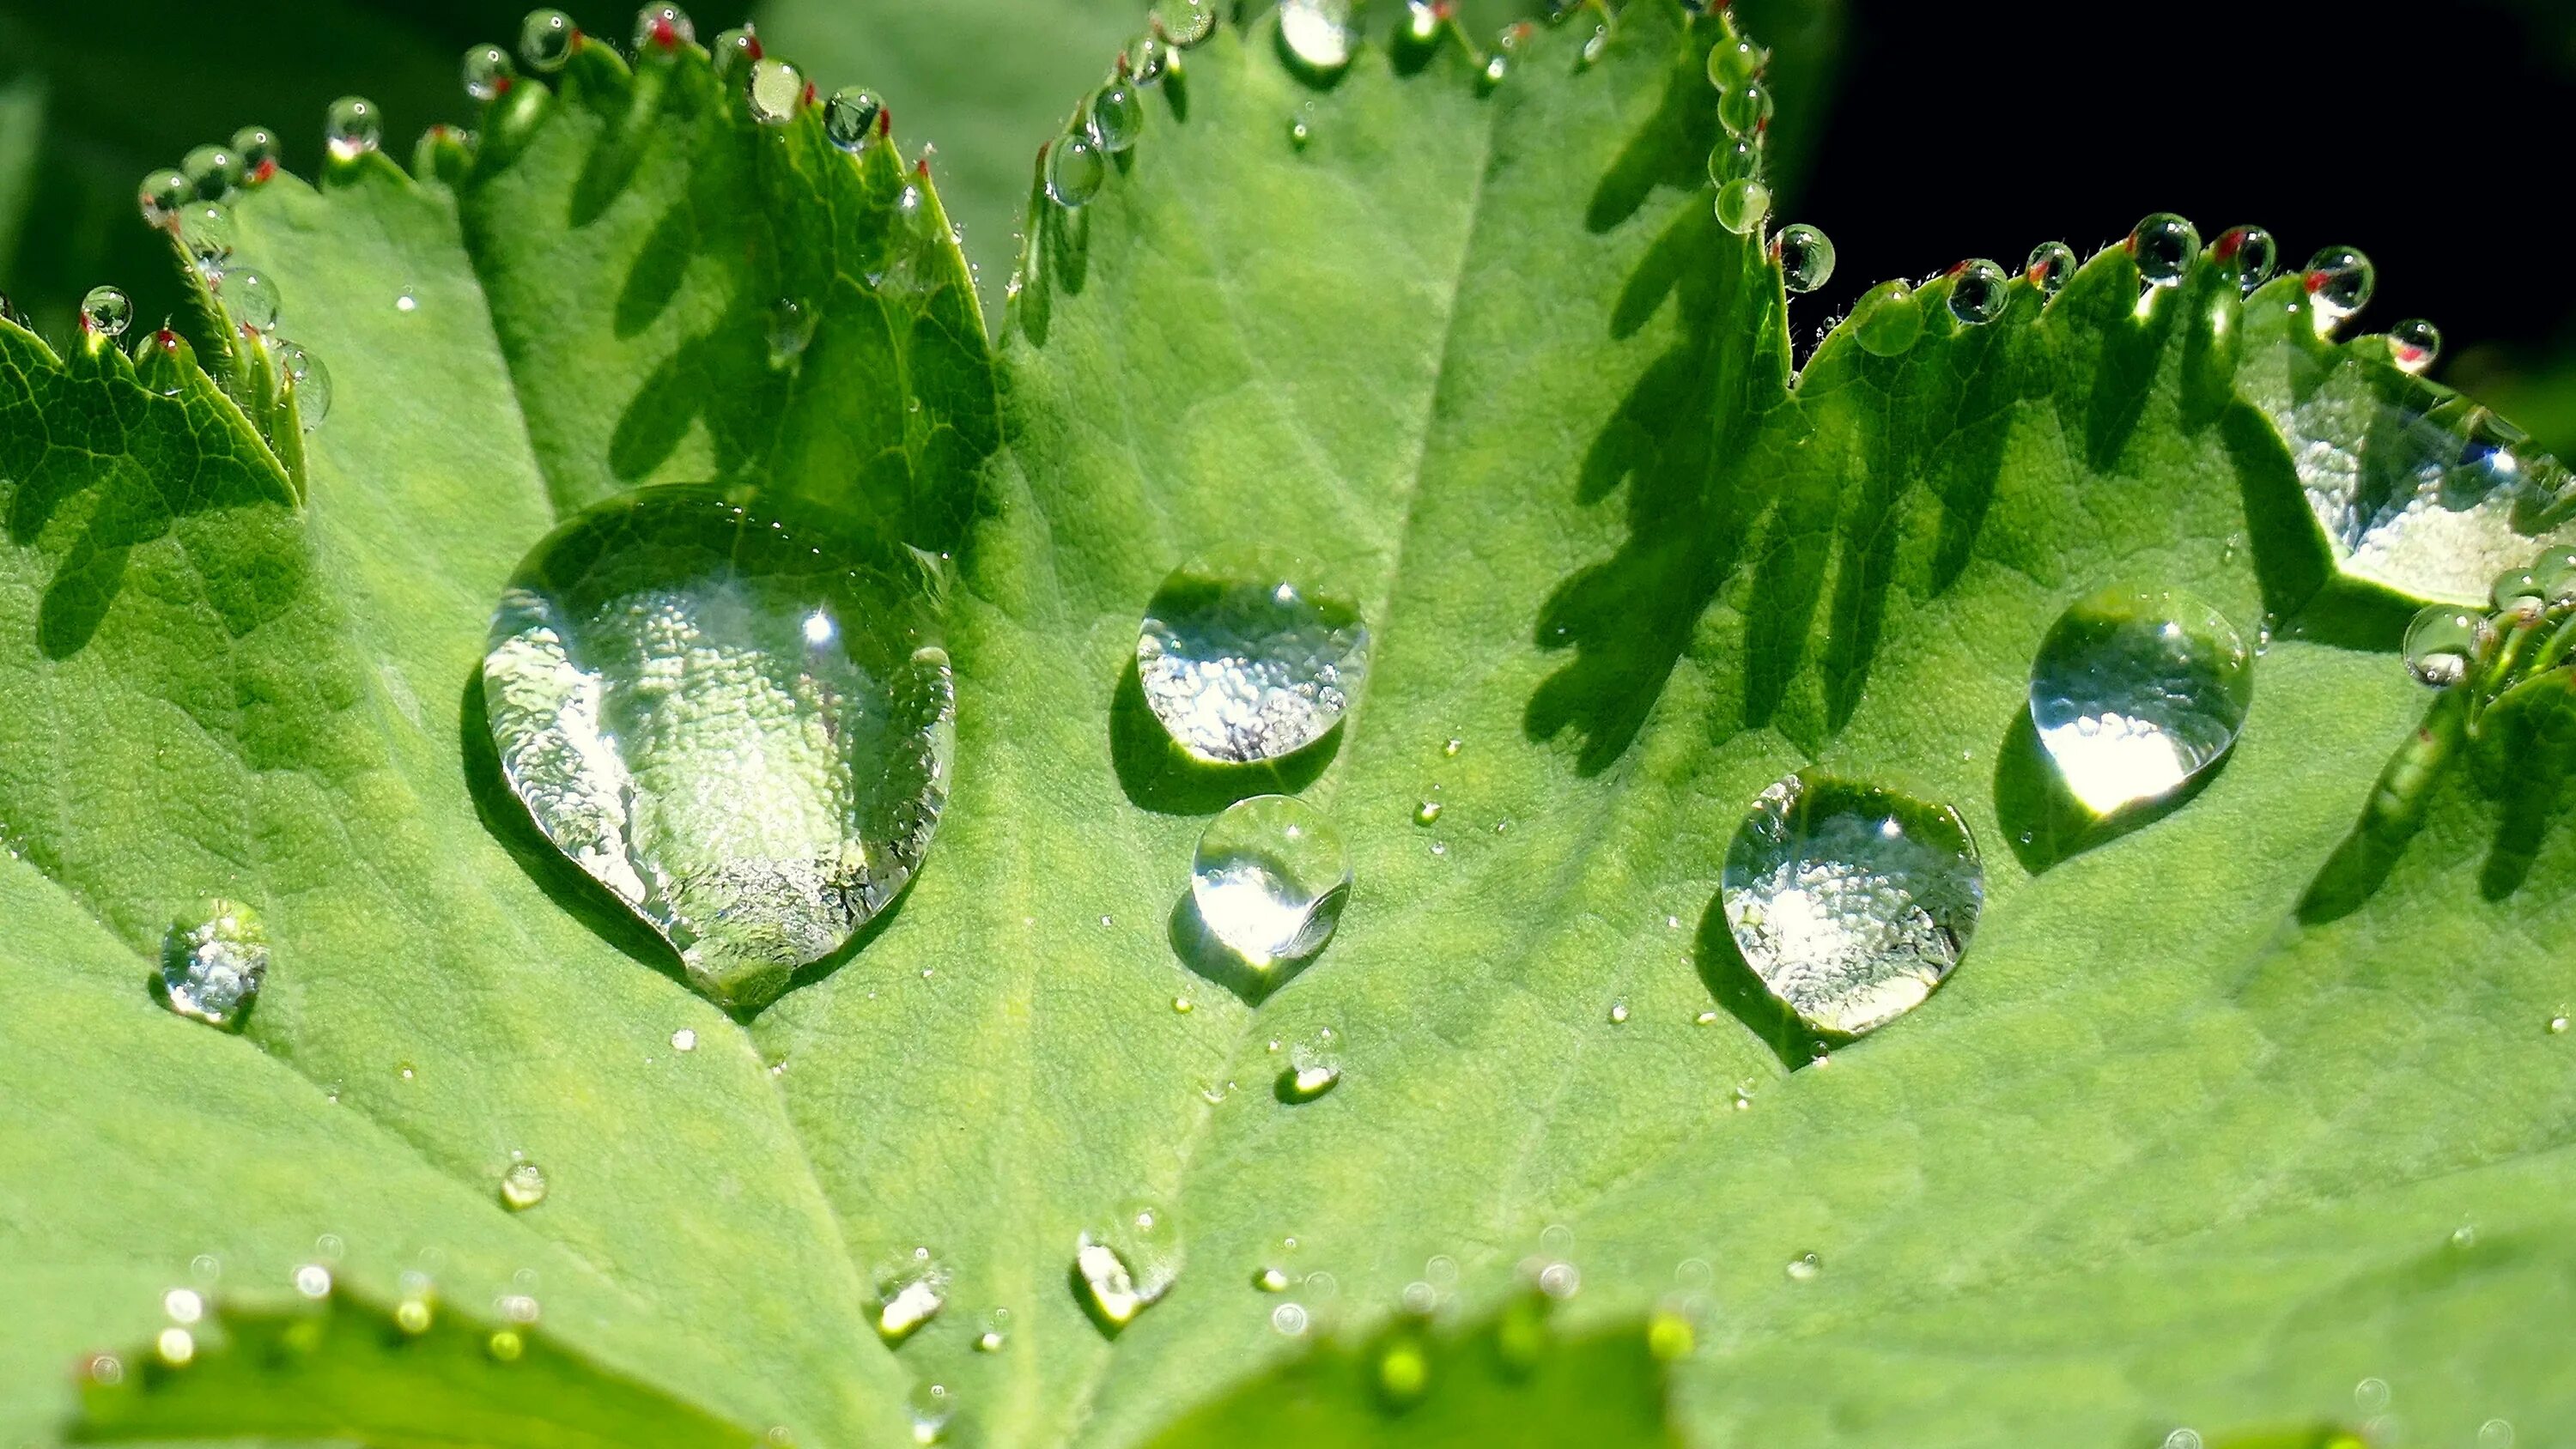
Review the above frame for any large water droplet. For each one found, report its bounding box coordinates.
[747,58,805,125]
[158,900,268,1028]
[2304,246,2376,330]
[1278,0,1356,78]
[1088,79,1144,154]
[482,484,956,1009]
[2026,240,2076,296]
[713,25,762,84]
[219,269,281,333]
[870,1246,950,1344]
[1047,133,1105,209]
[1851,281,1923,357]
[520,9,577,72]
[80,287,133,340]
[1771,223,1834,294]
[2029,586,2253,816]
[1136,552,1369,764]
[1191,795,1352,975]
[2127,213,2199,286]
[325,97,383,162]
[825,88,884,151]
[464,44,517,103]
[1946,258,2008,325]
[1720,774,1984,1038]
[1074,1202,1180,1333]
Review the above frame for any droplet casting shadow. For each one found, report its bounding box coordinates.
[1991,706,2230,876]
[1109,658,1337,816]
[1167,889,1305,1007]
[1692,892,1829,1071]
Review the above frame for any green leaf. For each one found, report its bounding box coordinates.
[4,3,2573,1446]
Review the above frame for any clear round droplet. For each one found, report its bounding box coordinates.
[824,88,884,151]
[1088,80,1144,154]
[2402,603,2488,688]
[1706,136,1758,187]
[1075,1203,1180,1332]
[2388,318,2441,375]
[1720,774,1984,1038]
[2127,213,2199,286]
[1191,795,1352,975]
[1706,33,1767,89]
[1133,33,1176,85]
[713,26,762,84]
[220,269,281,332]
[2211,224,2277,292]
[520,9,577,72]
[181,144,240,203]
[1947,258,2008,325]
[1156,0,1219,46]
[2026,240,2076,296]
[870,1246,951,1344]
[325,97,383,161]
[1716,81,1772,137]
[80,286,134,339]
[2532,544,2576,604]
[1136,551,1369,764]
[1783,1252,1821,1281]
[1280,1030,1342,1100]
[633,4,694,50]
[276,341,332,426]
[158,899,267,1028]
[2480,1420,2515,1449]
[1851,281,1923,357]
[2303,245,2375,327]
[138,169,190,228]
[232,126,281,180]
[1277,0,1356,77]
[465,44,517,102]
[1047,133,1105,209]
[177,202,236,267]
[499,1160,549,1210]
[1771,223,1835,294]
[2029,586,2253,816]
[746,58,805,125]
[2162,1432,2202,1449]
[1714,177,1771,236]
[482,484,957,1010]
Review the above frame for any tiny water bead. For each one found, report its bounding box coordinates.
[870,1246,950,1343]
[2402,603,2488,688]
[747,59,805,125]
[824,88,884,151]
[1135,553,1369,764]
[520,9,577,72]
[483,484,957,1009]
[2028,586,2254,816]
[80,287,134,339]
[180,144,240,203]
[975,1308,1011,1352]
[1721,774,1984,1039]
[1280,1029,1342,1100]
[1714,178,1770,237]
[137,169,189,227]
[1278,0,1357,77]
[671,1026,697,1051]
[464,45,516,102]
[1254,1265,1292,1292]
[633,4,695,50]
[2210,224,2277,291]
[1046,133,1105,209]
[1771,224,1834,294]
[1946,258,2008,325]
[1156,0,1219,46]
[1783,1252,1821,1282]
[219,269,281,332]
[1607,1000,1630,1024]
[2127,213,2200,286]
[1716,81,1772,137]
[767,298,815,366]
[326,97,383,161]
[2026,240,2076,295]
[158,900,268,1028]
[2303,245,2376,328]
[1191,795,1352,974]
[499,1161,549,1210]
[232,125,281,181]
[2389,318,2442,375]
[1089,79,1144,154]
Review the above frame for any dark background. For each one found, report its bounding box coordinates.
[3,0,2572,443]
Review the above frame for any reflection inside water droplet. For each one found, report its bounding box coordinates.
[1190,795,1352,975]
[2029,586,2253,815]
[1137,552,1368,764]
[1074,1203,1179,1332]
[159,900,268,1028]
[499,1161,548,1210]
[1277,0,1355,76]
[871,1246,950,1343]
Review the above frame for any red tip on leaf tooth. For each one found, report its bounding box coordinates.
[802,82,817,108]
[2212,232,2241,262]
[154,328,179,350]
[878,106,893,136]
[251,159,277,183]
[1431,0,1454,15]
[568,28,586,50]
[650,16,677,47]
[2304,271,2327,294]
[744,34,763,59]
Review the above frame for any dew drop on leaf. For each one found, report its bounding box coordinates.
[824,88,883,151]
[180,143,240,203]
[1046,133,1105,209]
[481,483,956,1009]
[1770,223,1834,294]
[1413,798,1441,826]
[2303,245,2376,330]
[499,1160,549,1210]
[1073,1203,1179,1332]
[1716,81,1772,137]
[1850,280,1923,357]
[157,899,267,1028]
[176,201,235,269]
[231,125,280,181]
[1137,552,1368,763]
[1278,0,1356,77]
[2537,546,2576,604]
[275,340,332,426]
[974,1307,1010,1352]
[325,96,383,162]
[746,58,805,125]
[2402,604,2488,688]
[632,4,694,51]
[1087,79,1144,154]
[137,169,188,228]
[1783,1252,1820,1281]
[869,1246,950,1343]
[2026,240,2076,295]
[2162,1431,2202,1449]
[1270,1300,1309,1335]
[907,1382,953,1446]
[1253,1265,1291,1292]
[1714,177,1770,236]
[519,8,576,72]
[219,268,280,332]
[1279,1029,1342,1100]
[1707,33,1767,89]
[1156,0,1219,46]
[712,25,762,84]
[1192,795,1352,974]
[2210,223,2277,292]
[767,297,814,366]
[2127,212,2199,287]
[2389,317,2442,375]
[464,44,516,103]
[1706,136,1757,188]
[79,286,132,339]
[1720,774,1984,1039]
[2029,586,2253,816]
[1946,258,2008,325]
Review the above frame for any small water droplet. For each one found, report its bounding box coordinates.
[1696,1009,1719,1026]
[1285,115,1314,150]
[1155,0,1219,46]
[1580,24,1609,67]
[219,269,281,332]
[137,169,189,228]
[499,1161,549,1210]
[1137,552,1368,763]
[2388,317,2442,375]
[825,88,884,151]
[325,97,383,162]
[2029,586,2252,815]
[1946,258,2008,324]
[2127,213,2199,286]
[519,9,577,72]
[1771,223,1835,294]
[177,202,235,270]
[2354,1376,2391,1413]
[293,1264,333,1298]
[2451,1223,2477,1248]
[232,126,280,181]
[1714,177,1771,237]
[768,297,815,365]
[1088,79,1144,154]
[1538,1223,1574,1255]
[464,44,517,102]
[84,1355,125,1386]
[2210,224,2277,291]
[275,340,331,426]
[1279,1033,1342,1100]
[1479,53,1509,88]
[1534,1259,1580,1299]
[1047,132,1105,209]
[158,899,267,1028]
[870,1246,950,1343]
[1427,840,1447,857]
[2162,1432,2203,1449]
[80,286,134,340]
[1716,81,1772,137]
[1783,1252,1820,1282]
[181,144,240,203]
[1172,994,1193,1014]
[1850,280,1923,356]
[1074,1204,1179,1332]
[633,4,695,51]
[2549,1014,2568,1034]
[671,1027,696,1052]
[1192,795,1351,974]
[2303,245,2376,330]
[2024,240,2076,295]
[1721,774,1984,1038]
[1270,1300,1309,1335]
[2402,603,2488,688]
[1705,136,1758,189]
[747,58,805,125]
[1278,0,1356,77]
[1607,1000,1630,1024]
[189,1253,221,1284]
[1254,1264,1291,1292]
[1413,798,1443,827]
[162,1288,204,1325]
[2479,1417,2516,1449]
[713,25,762,84]
[1441,737,1462,757]
[974,1307,1011,1352]
[155,1326,195,1367]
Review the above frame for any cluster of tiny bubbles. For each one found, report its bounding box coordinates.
[747,58,806,126]
[1280,1027,1343,1100]
[325,97,384,162]
[137,168,190,228]
[1946,258,2009,325]
[713,25,764,84]
[158,900,269,1028]
[1278,0,1358,79]
[2302,245,2376,332]
[869,1245,951,1344]
[219,269,282,333]
[634,4,696,51]
[181,143,240,203]
[974,1307,1011,1353]
[2029,585,2254,816]
[2127,212,2200,287]
[907,1380,955,1446]
[1194,795,1353,976]
[2026,240,2077,296]
[1153,0,1220,47]
[2209,223,2278,293]
[499,1158,550,1210]
[464,44,517,102]
[520,9,578,73]
[1047,130,1107,209]
[80,286,134,340]
[1716,79,1772,137]
[1770,223,1835,294]
[824,88,884,152]
[1089,75,1145,155]
[2387,317,2442,375]
[1715,177,1771,237]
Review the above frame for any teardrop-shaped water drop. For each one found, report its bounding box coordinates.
[2028,586,2253,816]
[2388,318,2441,375]
[1720,774,1984,1038]
[482,484,956,1009]
[767,298,814,366]
[1192,795,1352,974]
[519,9,577,72]
[1088,79,1144,154]
[1136,551,1369,763]
[1277,0,1356,78]
[2303,245,2375,330]
[1156,0,1219,46]
[1714,177,1770,236]
[824,87,884,151]
[2211,224,2277,292]
[464,44,517,103]
[80,286,134,339]
[325,97,383,161]
[2128,213,2199,287]
[1047,133,1105,209]
[1771,223,1834,294]
[869,1246,951,1344]
[158,899,268,1028]
[1074,1201,1180,1333]
[2403,603,2488,688]
[276,341,331,426]
[2026,240,2076,296]
[181,144,240,203]
[746,58,805,125]
[1947,258,2008,324]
